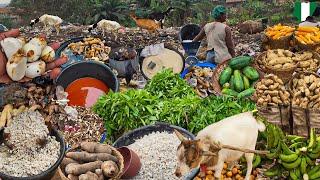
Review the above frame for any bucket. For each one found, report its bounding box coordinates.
[109,57,139,78]
[55,61,119,92]
[0,128,65,180]
[179,24,201,41]
[113,122,195,148]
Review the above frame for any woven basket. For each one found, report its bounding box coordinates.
[254,51,268,73]
[59,145,124,179]
[212,59,263,96]
[294,36,320,52]
[295,51,320,72]
[265,32,293,50]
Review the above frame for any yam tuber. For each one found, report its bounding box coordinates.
[67,174,79,180]
[95,169,104,180]
[80,142,112,154]
[101,161,119,178]
[79,171,99,180]
[66,151,118,163]
[65,161,103,176]
[0,104,13,128]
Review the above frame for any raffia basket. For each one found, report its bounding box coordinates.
[288,72,320,137]
[295,51,320,72]
[294,36,320,52]
[212,59,263,96]
[58,145,124,180]
[264,32,293,50]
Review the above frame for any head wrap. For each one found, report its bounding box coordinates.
[212,5,226,19]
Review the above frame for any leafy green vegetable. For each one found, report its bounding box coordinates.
[145,69,195,99]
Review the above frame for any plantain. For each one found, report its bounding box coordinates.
[295,168,301,179]
[287,135,305,142]
[308,165,320,177]
[308,128,317,149]
[300,157,307,174]
[309,170,320,180]
[267,124,275,149]
[266,142,281,159]
[310,141,320,154]
[272,126,280,148]
[290,170,299,180]
[280,153,299,163]
[308,152,320,159]
[281,156,302,169]
[264,166,280,177]
[291,136,306,143]
[252,155,261,168]
[281,142,296,155]
[289,142,305,149]
[306,155,315,166]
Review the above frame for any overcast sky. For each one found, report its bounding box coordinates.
[0,0,11,4]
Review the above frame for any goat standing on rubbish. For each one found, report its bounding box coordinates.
[174,112,267,180]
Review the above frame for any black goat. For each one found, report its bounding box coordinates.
[148,7,174,29]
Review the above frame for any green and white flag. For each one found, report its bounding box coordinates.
[294,1,317,22]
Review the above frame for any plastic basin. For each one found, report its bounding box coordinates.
[55,61,119,92]
[117,147,141,179]
[0,128,66,180]
[180,62,217,78]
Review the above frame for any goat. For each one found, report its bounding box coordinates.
[88,19,121,36]
[174,112,266,180]
[148,7,174,29]
[129,14,160,33]
[30,14,63,35]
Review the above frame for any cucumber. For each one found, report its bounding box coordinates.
[243,66,259,80]
[229,56,252,70]
[234,70,244,92]
[237,88,255,98]
[219,67,233,86]
[243,75,250,89]
[230,75,235,90]
[221,88,238,97]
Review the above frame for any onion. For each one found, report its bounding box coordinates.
[0,37,23,59]
[25,61,46,78]
[41,46,55,63]
[29,37,47,50]
[22,42,42,62]
[6,49,27,81]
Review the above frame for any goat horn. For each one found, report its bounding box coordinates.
[174,129,186,142]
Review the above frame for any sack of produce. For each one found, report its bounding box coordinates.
[290,72,320,136]
[294,26,320,51]
[263,24,295,50]
[212,56,260,98]
[258,49,297,83]
[253,74,291,133]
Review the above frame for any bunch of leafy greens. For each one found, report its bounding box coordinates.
[93,69,256,141]
[188,95,256,133]
[145,69,195,99]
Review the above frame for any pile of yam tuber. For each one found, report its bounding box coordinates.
[291,73,320,109]
[254,74,290,106]
[61,142,123,180]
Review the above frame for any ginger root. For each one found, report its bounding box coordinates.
[65,161,103,176]
[66,151,118,163]
[81,142,112,154]
[102,161,119,178]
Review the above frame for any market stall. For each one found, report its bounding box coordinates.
[0,21,320,180]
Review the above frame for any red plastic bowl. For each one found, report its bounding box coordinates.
[117,147,141,179]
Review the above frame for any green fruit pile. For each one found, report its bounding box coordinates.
[263,124,320,180]
[219,56,259,98]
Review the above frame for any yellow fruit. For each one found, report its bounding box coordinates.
[223,163,227,169]
[205,174,214,180]
[226,171,233,177]
[232,168,238,175]
[235,174,242,180]
[206,170,213,175]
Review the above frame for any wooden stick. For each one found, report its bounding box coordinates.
[221,145,270,155]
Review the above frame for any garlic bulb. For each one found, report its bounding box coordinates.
[25,61,46,78]
[22,42,42,62]
[29,37,47,50]
[41,46,55,63]
[0,37,23,59]
[6,49,27,81]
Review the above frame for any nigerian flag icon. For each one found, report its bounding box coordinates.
[294,1,317,22]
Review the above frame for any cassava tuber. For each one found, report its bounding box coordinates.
[80,142,112,154]
[101,161,119,178]
[66,151,118,163]
[67,174,79,180]
[65,161,103,176]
